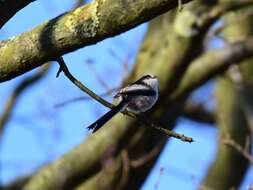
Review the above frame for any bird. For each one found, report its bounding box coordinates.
[87,74,159,133]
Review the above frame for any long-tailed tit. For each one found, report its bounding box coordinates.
[87,74,159,133]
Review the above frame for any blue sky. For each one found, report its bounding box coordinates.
[0,1,252,189]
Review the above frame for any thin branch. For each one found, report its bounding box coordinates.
[0,63,50,137]
[204,10,253,46]
[177,0,183,11]
[84,59,110,90]
[221,138,253,164]
[130,141,164,168]
[0,63,50,187]
[137,114,194,142]
[154,167,164,190]
[56,57,113,109]
[115,150,130,190]
[198,0,253,25]
[55,57,194,142]
[54,88,118,108]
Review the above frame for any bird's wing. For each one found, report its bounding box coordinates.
[115,84,156,97]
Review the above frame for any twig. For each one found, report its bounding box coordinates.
[148,122,194,142]
[221,138,253,164]
[55,57,194,142]
[137,114,194,142]
[204,7,253,48]
[177,0,183,11]
[0,63,50,187]
[55,57,113,109]
[84,59,110,90]
[0,63,50,137]
[54,88,118,108]
[115,150,130,190]
[130,141,164,168]
[154,166,164,190]
[108,49,131,72]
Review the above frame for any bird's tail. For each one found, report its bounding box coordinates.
[87,100,127,133]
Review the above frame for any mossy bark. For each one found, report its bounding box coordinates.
[0,0,192,82]
[23,1,213,189]
[202,6,253,190]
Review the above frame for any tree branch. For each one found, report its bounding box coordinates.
[54,88,117,108]
[221,138,253,164]
[56,57,113,109]
[202,6,253,188]
[157,0,253,96]
[0,64,50,138]
[0,0,193,82]
[55,57,193,142]
[171,37,253,102]
[23,10,195,190]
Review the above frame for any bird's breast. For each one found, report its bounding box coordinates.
[126,95,157,113]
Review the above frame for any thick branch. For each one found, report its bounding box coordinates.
[171,38,253,102]
[202,6,253,189]
[0,0,192,82]
[0,176,30,190]
[154,0,253,95]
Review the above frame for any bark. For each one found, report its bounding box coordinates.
[23,1,213,189]
[202,5,253,190]
[0,0,192,82]
[171,37,253,102]
[2,1,253,190]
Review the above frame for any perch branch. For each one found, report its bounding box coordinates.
[55,57,193,142]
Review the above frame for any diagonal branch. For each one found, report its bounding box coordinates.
[54,88,117,108]
[221,138,253,164]
[0,64,50,138]
[157,0,253,96]
[171,37,253,102]
[0,0,193,82]
[56,57,113,109]
[55,57,193,142]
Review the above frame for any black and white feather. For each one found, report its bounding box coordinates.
[87,74,159,133]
